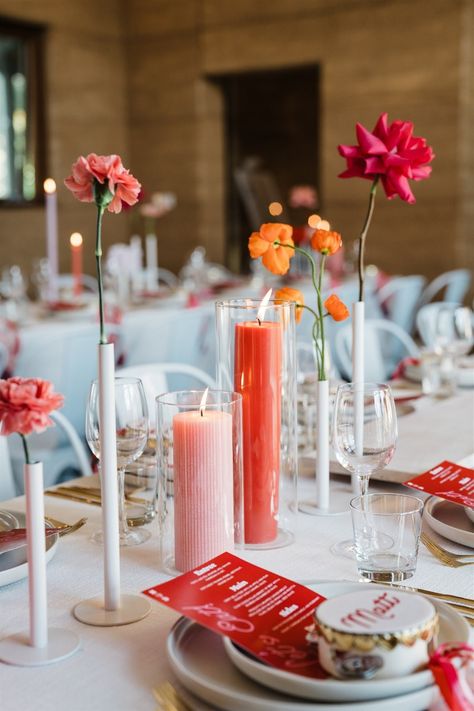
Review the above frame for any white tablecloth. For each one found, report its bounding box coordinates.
[0,473,473,711]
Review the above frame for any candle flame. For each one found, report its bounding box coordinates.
[70,232,83,247]
[199,387,209,416]
[43,178,56,194]
[257,288,272,323]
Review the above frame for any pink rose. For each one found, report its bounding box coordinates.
[289,185,318,209]
[338,113,434,203]
[64,153,141,213]
[0,377,64,436]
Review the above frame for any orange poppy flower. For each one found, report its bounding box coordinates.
[324,294,349,321]
[311,229,342,256]
[275,287,305,323]
[248,223,295,275]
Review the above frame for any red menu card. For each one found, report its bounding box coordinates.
[143,552,328,678]
[404,460,474,508]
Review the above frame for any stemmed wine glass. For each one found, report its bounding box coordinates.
[86,376,150,546]
[435,306,473,358]
[330,382,398,558]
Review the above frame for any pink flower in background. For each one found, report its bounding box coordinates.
[338,113,434,203]
[65,153,141,213]
[289,185,318,209]
[0,377,64,437]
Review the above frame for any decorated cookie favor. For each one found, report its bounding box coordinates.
[312,588,438,680]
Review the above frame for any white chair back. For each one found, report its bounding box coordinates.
[378,275,426,334]
[158,268,179,288]
[335,319,420,382]
[116,363,216,426]
[0,437,16,501]
[419,269,471,307]
[416,302,461,347]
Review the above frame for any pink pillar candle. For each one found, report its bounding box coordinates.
[173,409,234,572]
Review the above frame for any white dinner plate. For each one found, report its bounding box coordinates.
[424,496,474,548]
[0,511,59,587]
[167,618,439,711]
[222,580,469,703]
[405,360,474,388]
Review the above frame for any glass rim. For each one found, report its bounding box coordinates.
[215,298,295,311]
[156,389,242,407]
[91,376,143,387]
[350,492,424,515]
[336,382,392,393]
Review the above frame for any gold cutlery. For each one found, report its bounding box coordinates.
[61,484,148,505]
[153,682,191,711]
[371,581,474,625]
[44,516,88,537]
[45,491,151,526]
[421,532,474,567]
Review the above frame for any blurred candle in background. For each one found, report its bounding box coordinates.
[234,293,282,544]
[69,232,83,298]
[145,234,158,291]
[43,178,58,301]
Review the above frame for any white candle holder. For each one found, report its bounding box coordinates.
[156,390,243,575]
[216,299,298,549]
[0,462,80,666]
[73,343,151,626]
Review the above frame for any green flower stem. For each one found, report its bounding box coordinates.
[358,177,379,302]
[20,434,31,465]
[95,204,107,345]
[275,242,326,381]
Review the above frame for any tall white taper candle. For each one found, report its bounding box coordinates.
[145,233,158,290]
[43,179,59,301]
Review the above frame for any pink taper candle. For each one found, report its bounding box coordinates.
[173,405,234,572]
[69,232,83,298]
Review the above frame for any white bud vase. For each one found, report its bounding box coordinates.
[315,379,330,510]
[0,462,80,666]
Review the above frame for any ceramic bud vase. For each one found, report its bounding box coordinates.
[73,342,151,627]
[0,462,80,666]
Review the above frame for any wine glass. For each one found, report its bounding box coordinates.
[86,376,150,546]
[330,382,398,558]
[435,306,473,358]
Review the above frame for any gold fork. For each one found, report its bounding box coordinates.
[153,682,191,711]
[421,532,474,567]
[44,516,88,537]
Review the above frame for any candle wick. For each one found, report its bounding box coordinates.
[200,408,204,417]
[256,317,261,326]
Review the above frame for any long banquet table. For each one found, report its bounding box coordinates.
[1,451,473,711]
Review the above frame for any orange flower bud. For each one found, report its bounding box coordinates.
[247,223,295,275]
[275,287,304,323]
[324,294,349,321]
[311,229,342,256]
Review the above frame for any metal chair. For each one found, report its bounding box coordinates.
[378,275,426,334]
[419,269,471,307]
[335,318,420,382]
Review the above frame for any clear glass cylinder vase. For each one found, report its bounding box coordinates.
[156,389,243,575]
[215,299,298,549]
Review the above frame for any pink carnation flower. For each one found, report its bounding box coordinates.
[0,377,64,436]
[338,113,434,204]
[64,153,141,213]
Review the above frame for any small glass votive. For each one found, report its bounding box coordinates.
[420,348,456,398]
[156,390,243,575]
[350,493,423,582]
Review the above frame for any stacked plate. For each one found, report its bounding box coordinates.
[0,510,58,587]
[166,581,470,711]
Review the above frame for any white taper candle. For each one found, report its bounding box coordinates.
[24,462,48,648]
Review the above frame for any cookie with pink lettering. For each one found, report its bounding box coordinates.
[312,589,438,680]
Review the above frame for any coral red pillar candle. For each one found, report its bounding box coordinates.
[234,319,282,543]
[69,232,83,298]
[173,404,234,572]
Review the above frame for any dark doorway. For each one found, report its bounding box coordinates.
[212,65,320,272]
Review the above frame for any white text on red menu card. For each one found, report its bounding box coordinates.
[404,460,474,508]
